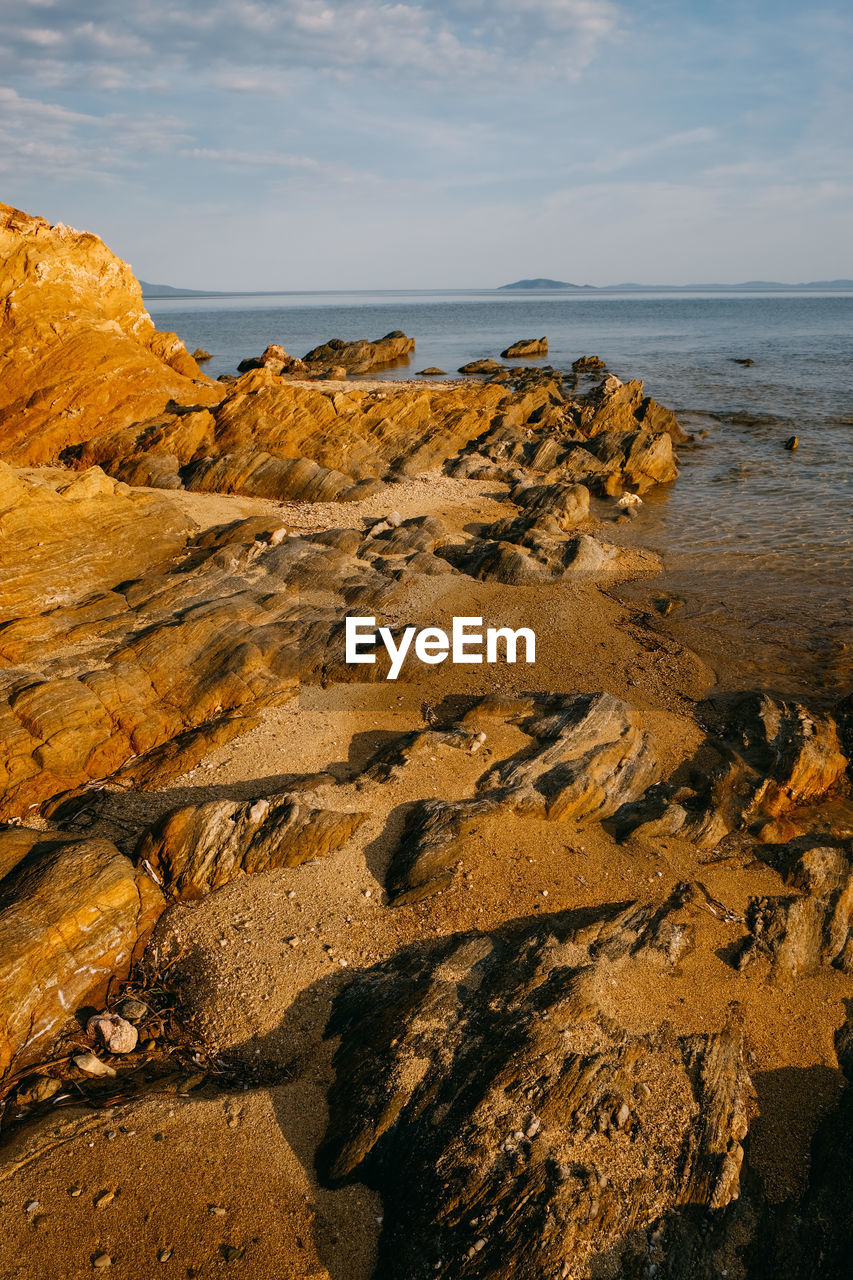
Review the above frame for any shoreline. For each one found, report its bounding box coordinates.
[1,201,851,1280]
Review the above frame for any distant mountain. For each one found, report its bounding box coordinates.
[498,278,591,291]
[140,280,225,297]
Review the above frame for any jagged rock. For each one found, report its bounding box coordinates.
[302,331,414,373]
[500,337,548,358]
[573,355,606,371]
[620,694,849,851]
[191,348,212,361]
[386,693,658,901]
[509,481,590,528]
[0,829,163,1076]
[583,376,686,444]
[318,898,751,1280]
[738,843,853,978]
[236,344,307,376]
[137,792,368,900]
[438,518,619,584]
[0,202,221,464]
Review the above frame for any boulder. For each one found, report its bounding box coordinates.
[500,336,548,359]
[302,331,414,373]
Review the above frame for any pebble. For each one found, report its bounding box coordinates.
[24,1200,40,1214]
[94,1190,115,1210]
[92,1256,112,1270]
[286,890,296,900]
[525,1117,541,1138]
[209,1205,227,1216]
[158,1248,173,1263]
[616,1102,631,1128]
[117,998,149,1023]
[87,1013,138,1055]
[74,1053,116,1078]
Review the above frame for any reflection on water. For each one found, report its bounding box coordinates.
[148,290,853,700]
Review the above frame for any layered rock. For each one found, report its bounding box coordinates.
[619,693,849,851]
[738,842,853,978]
[383,692,658,902]
[0,202,221,464]
[0,828,163,1075]
[319,897,752,1280]
[137,792,368,900]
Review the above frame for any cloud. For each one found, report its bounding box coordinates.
[0,0,622,91]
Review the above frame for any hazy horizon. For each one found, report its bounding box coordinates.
[2,1,851,290]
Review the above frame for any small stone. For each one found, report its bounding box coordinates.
[220,1244,245,1263]
[286,890,296,900]
[287,936,301,948]
[784,435,799,450]
[473,1238,486,1252]
[73,1053,116,1078]
[208,1205,227,1216]
[386,510,403,528]
[92,1256,112,1270]
[525,1117,541,1138]
[87,1013,138,1055]
[116,998,148,1023]
[541,889,548,898]
[615,1102,631,1128]
[70,1186,83,1198]
[24,1200,40,1214]
[158,1248,173,1263]
[94,1190,115,1210]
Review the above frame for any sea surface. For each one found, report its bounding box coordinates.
[146,290,853,701]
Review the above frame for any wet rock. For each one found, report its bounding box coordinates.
[303,331,414,373]
[319,900,752,1280]
[500,337,548,359]
[386,692,658,902]
[573,355,606,371]
[731,357,755,366]
[137,792,368,900]
[459,359,506,376]
[191,348,212,362]
[417,367,447,376]
[0,830,163,1076]
[784,435,799,451]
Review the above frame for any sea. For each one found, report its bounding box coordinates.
[145,289,853,703]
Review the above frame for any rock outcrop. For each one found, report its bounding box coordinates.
[302,331,414,373]
[319,897,752,1280]
[137,792,368,900]
[383,693,658,902]
[0,828,163,1075]
[0,202,221,464]
[500,336,548,358]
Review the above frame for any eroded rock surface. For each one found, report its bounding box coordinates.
[138,792,368,900]
[0,202,220,464]
[0,828,163,1075]
[319,898,751,1280]
[383,692,658,902]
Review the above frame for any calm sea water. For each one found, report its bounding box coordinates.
[147,290,853,701]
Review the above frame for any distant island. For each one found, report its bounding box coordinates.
[499,278,591,290]
[500,278,853,292]
[139,280,226,298]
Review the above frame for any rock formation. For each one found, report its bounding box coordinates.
[0,202,221,464]
[137,792,368,900]
[319,897,752,1280]
[500,336,548,358]
[383,693,658,902]
[0,828,163,1075]
[302,331,414,373]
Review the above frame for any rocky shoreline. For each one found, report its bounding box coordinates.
[0,200,851,1278]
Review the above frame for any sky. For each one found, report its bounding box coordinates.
[0,0,851,289]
